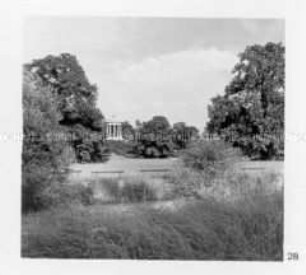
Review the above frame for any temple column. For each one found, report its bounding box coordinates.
[118,124,121,139]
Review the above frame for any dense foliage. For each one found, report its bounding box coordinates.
[22,53,109,212]
[25,53,107,162]
[134,116,174,158]
[22,70,74,212]
[133,116,199,158]
[121,121,135,140]
[206,43,285,159]
[172,122,199,149]
[181,140,242,184]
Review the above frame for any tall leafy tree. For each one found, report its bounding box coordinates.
[135,116,174,158]
[25,53,106,162]
[22,70,73,211]
[121,121,135,140]
[206,42,285,159]
[25,53,103,129]
[142,116,171,133]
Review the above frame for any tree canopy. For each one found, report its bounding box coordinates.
[25,53,107,163]
[206,42,285,159]
[173,122,200,149]
[141,116,171,135]
[25,53,104,131]
[133,116,199,157]
[121,121,135,140]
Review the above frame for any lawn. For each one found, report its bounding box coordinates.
[68,153,283,182]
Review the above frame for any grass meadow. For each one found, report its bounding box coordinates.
[22,158,283,260]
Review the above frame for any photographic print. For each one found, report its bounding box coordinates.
[22,17,285,261]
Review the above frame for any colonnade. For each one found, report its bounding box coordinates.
[106,121,123,140]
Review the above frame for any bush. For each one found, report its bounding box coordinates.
[181,140,241,181]
[68,124,109,163]
[134,139,174,158]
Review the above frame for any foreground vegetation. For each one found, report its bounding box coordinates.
[22,175,283,260]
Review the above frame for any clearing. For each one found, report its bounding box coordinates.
[68,153,284,183]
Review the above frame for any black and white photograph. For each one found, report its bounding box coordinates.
[21,17,285,260]
[1,0,306,274]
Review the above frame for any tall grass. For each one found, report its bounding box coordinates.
[22,185,283,260]
[88,177,164,203]
[22,168,283,260]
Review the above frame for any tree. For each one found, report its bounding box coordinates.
[22,70,73,212]
[206,42,285,159]
[173,122,199,149]
[121,121,135,140]
[135,116,174,158]
[142,116,171,133]
[25,53,106,162]
[25,53,103,127]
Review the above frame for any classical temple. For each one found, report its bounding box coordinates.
[105,120,123,140]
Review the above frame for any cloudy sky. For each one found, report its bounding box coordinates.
[24,17,284,131]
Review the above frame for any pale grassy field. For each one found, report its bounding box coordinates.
[67,154,284,203]
[68,154,283,187]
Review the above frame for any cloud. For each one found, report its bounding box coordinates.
[120,47,236,79]
[97,48,238,130]
[24,17,283,130]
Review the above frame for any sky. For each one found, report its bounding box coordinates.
[24,17,284,131]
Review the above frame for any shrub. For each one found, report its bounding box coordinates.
[181,140,242,181]
[134,139,174,158]
[68,124,109,163]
